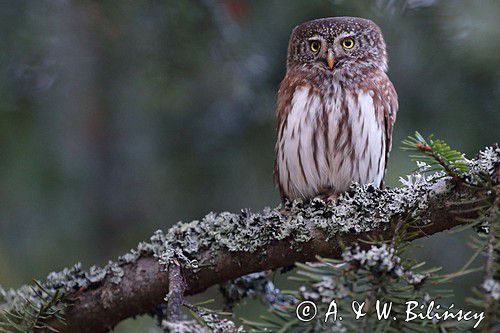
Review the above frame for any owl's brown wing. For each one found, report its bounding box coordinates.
[378,75,398,178]
[274,75,292,200]
[273,73,306,201]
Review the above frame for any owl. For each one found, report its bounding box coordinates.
[274,17,398,202]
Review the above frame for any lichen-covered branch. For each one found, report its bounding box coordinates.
[0,146,498,333]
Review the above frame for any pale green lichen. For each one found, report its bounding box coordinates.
[157,169,437,270]
[160,306,245,333]
[161,320,211,333]
[342,244,428,285]
[161,317,244,333]
[482,279,500,300]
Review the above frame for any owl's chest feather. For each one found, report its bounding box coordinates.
[276,85,385,199]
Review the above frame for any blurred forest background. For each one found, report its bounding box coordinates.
[0,0,498,331]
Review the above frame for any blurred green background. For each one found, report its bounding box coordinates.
[0,0,498,331]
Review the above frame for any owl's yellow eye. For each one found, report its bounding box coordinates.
[342,38,355,49]
[309,40,321,53]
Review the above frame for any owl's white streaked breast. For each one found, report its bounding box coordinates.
[277,86,386,199]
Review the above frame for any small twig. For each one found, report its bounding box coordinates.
[166,261,186,322]
[483,195,498,284]
[427,150,464,184]
[390,218,405,248]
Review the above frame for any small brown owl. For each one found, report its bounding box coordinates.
[274,17,398,201]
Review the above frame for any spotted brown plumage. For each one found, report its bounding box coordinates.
[274,17,398,201]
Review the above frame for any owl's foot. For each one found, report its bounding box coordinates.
[327,193,339,203]
[315,188,339,205]
[279,207,290,217]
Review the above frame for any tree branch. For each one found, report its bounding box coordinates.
[0,145,497,333]
[51,182,493,332]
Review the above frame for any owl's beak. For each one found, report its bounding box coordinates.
[326,49,335,70]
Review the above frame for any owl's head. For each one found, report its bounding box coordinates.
[286,17,387,76]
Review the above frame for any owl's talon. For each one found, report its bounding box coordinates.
[279,206,291,217]
[327,193,339,204]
